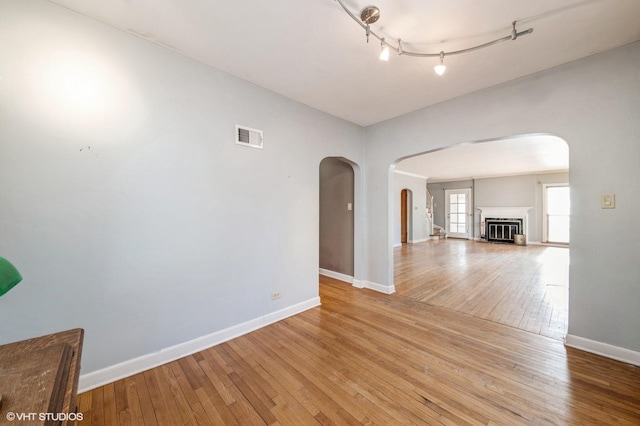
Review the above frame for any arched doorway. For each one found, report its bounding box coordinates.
[319,157,355,282]
[390,134,570,339]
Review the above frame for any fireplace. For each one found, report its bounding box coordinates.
[485,218,523,243]
[477,207,531,245]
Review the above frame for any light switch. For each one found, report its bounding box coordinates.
[347,202,353,211]
[601,194,615,209]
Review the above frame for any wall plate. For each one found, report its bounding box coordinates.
[601,194,615,209]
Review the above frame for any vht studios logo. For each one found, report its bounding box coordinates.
[5,412,84,422]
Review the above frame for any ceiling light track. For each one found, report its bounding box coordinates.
[335,0,533,75]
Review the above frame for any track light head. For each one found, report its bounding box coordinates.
[379,38,390,61]
[434,51,446,75]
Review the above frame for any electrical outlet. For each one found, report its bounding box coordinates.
[271,292,281,300]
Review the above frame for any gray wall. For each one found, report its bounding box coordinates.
[473,172,569,242]
[0,1,364,373]
[365,42,640,353]
[392,173,430,246]
[429,172,569,242]
[319,158,354,276]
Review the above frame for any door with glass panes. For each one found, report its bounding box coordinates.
[445,189,471,239]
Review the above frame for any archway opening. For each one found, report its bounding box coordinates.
[390,134,570,340]
[319,157,356,283]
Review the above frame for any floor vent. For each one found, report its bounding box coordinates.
[236,125,263,149]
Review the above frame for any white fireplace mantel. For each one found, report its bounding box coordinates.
[476,207,532,221]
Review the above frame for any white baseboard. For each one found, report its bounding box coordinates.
[565,334,640,366]
[411,238,429,244]
[319,268,353,284]
[531,241,569,248]
[319,270,400,295]
[352,279,395,295]
[393,243,402,248]
[79,296,321,393]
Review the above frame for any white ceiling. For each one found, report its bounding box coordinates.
[45,0,629,180]
[395,135,569,182]
[49,0,640,127]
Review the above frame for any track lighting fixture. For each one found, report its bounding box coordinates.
[336,0,533,76]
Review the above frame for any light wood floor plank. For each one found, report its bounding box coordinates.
[132,372,159,426]
[113,379,130,425]
[77,387,92,426]
[89,386,104,426]
[102,383,117,426]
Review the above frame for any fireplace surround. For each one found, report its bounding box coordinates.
[477,207,531,244]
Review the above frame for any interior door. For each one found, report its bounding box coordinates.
[445,189,471,239]
[401,189,408,243]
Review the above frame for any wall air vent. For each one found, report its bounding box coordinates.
[235,125,263,149]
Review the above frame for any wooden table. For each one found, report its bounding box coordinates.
[0,329,84,425]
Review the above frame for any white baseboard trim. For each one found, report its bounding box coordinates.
[352,279,395,295]
[565,334,640,366]
[393,243,402,248]
[411,238,429,244]
[530,241,569,248]
[319,268,354,284]
[320,268,396,294]
[79,296,321,393]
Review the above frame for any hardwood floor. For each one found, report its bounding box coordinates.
[395,239,568,340]
[78,277,640,425]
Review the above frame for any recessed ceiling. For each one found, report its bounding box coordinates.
[48,0,640,126]
[395,135,569,182]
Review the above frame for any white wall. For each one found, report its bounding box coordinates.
[365,42,640,354]
[392,172,429,246]
[0,0,364,374]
